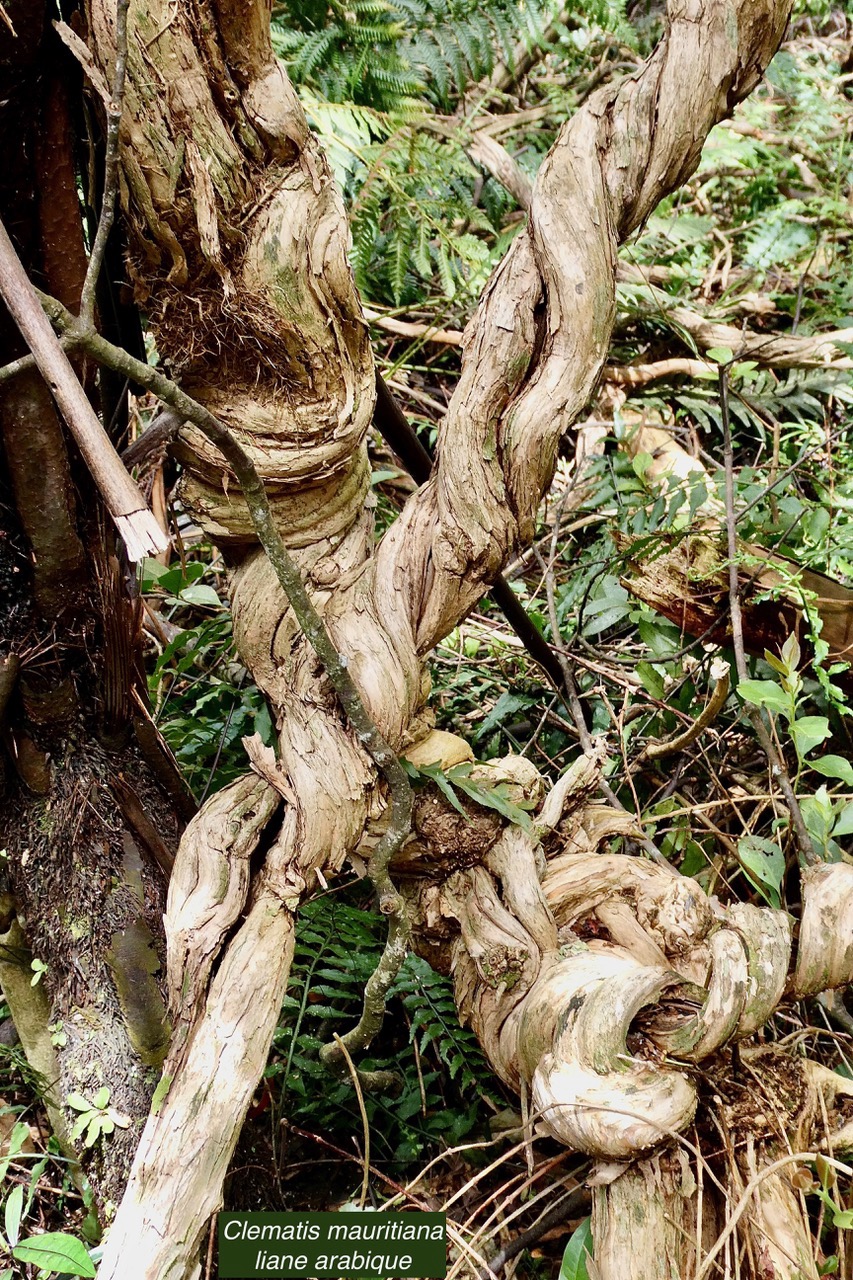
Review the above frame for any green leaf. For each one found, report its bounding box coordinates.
[370,468,402,485]
[475,692,534,740]
[763,650,788,677]
[421,763,467,817]
[638,618,680,657]
[156,565,192,595]
[138,557,171,590]
[12,1232,96,1276]
[4,1183,23,1248]
[706,346,733,365]
[737,836,785,909]
[582,578,630,637]
[69,1114,89,1145]
[631,451,653,479]
[805,506,831,545]
[151,1074,173,1116]
[833,802,853,839]
[791,716,830,759]
[781,633,801,671]
[92,1087,109,1111]
[636,661,665,700]
[811,756,853,787]
[178,584,221,608]
[559,1217,592,1280]
[0,1123,29,1185]
[83,1117,102,1149]
[737,679,790,716]
[802,788,836,851]
[454,776,533,831]
[65,1094,93,1114]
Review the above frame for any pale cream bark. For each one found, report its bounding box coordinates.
[74,3,853,1279]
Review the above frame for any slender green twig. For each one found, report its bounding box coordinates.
[0,220,165,558]
[719,366,817,867]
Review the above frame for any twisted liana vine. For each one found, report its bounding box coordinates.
[0,248,413,1071]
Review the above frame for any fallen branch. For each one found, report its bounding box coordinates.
[619,264,853,369]
[605,357,711,385]
[363,308,462,346]
[644,657,731,761]
[364,298,853,376]
[0,217,166,559]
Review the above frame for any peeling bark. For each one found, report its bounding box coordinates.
[63,0,811,1274]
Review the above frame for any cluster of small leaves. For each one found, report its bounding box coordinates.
[65,1089,129,1151]
[0,1105,96,1277]
[738,634,853,877]
[402,757,537,829]
[270,895,500,1165]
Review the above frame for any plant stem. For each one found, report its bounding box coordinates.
[28,284,414,1066]
[720,366,817,866]
[38,289,413,895]
[79,0,130,330]
[0,218,165,558]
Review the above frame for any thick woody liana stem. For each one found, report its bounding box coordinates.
[31,287,413,1062]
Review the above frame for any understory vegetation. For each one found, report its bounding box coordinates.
[5,0,853,1276]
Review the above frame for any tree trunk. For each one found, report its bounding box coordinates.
[0,0,185,1210]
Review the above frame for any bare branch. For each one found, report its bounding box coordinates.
[466,132,533,209]
[0,217,165,559]
[622,270,853,370]
[79,0,130,330]
[121,409,183,469]
[53,20,111,105]
[644,659,730,761]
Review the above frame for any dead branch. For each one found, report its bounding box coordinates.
[0,217,165,559]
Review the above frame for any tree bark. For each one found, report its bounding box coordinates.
[0,0,182,1210]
